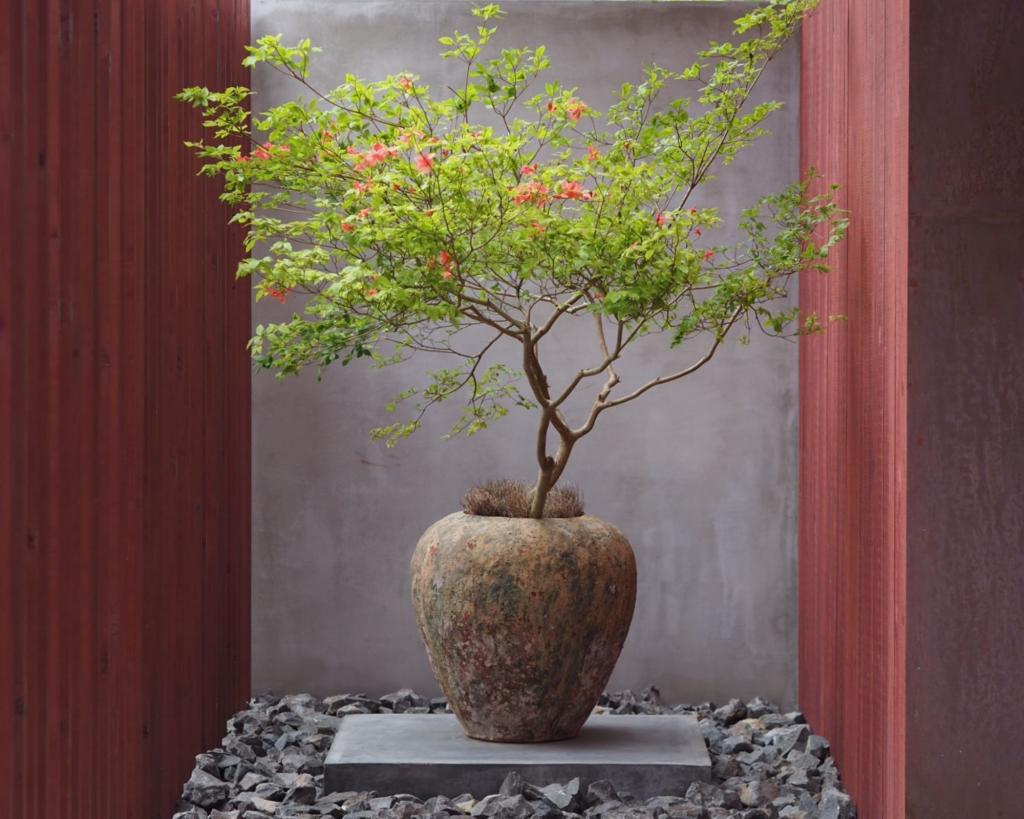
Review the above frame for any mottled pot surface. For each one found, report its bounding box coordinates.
[410,512,637,743]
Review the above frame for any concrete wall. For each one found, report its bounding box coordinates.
[251,0,801,707]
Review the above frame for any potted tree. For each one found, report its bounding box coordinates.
[179,0,845,743]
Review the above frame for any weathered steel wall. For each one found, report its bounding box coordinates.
[801,1,1024,817]
[799,1,909,818]
[0,1,251,817]
[904,3,1024,817]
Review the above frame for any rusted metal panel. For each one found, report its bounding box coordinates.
[904,3,1024,818]
[799,1,909,818]
[0,1,250,817]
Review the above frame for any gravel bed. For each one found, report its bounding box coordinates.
[172,687,855,819]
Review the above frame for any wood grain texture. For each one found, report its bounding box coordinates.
[799,1,909,817]
[0,1,251,817]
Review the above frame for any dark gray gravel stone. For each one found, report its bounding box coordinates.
[586,781,620,807]
[766,725,810,756]
[744,697,774,719]
[712,699,747,727]
[171,688,853,819]
[806,734,830,760]
[499,773,526,798]
[537,779,583,813]
[183,769,231,809]
[471,795,506,817]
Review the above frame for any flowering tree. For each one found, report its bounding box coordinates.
[179,0,845,518]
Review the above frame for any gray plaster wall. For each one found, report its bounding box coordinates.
[251,0,801,707]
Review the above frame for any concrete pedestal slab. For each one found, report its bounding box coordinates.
[324,714,711,800]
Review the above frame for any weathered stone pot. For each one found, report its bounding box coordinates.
[410,512,637,743]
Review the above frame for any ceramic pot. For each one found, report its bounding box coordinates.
[410,512,637,742]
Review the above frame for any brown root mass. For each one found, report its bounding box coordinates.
[461,478,584,519]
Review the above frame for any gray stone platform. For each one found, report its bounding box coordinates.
[324,714,711,800]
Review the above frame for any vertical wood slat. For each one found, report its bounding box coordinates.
[0,1,251,817]
[799,2,908,818]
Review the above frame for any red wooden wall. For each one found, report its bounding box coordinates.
[0,1,251,817]
[801,2,1024,818]
[799,2,909,817]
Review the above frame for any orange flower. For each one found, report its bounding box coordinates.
[512,181,551,206]
[554,181,589,201]
[587,146,601,161]
[253,141,289,160]
[399,76,412,91]
[358,207,372,220]
[415,153,436,174]
[265,287,290,304]
[366,142,398,166]
[567,98,587,122]
[366,289,379,297]
[521,164,538,176]
[341,222,355,233]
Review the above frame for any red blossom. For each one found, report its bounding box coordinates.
[253,141,289,160]
[399,76,412,91]
[567,98,587,122]
[366,142,399,165]
[357,207,372,220]
[588,146,601,162]
[415,152,436,174]
[521,164,538,176]
[704,250,715,261]
[512,181,551,207]
[366,289,379,297]
[398,130,425,145]
[341,222,355,233]
[554,181,591,201]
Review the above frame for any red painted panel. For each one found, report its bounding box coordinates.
[799,2,908,818]
[0,1,250,817]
